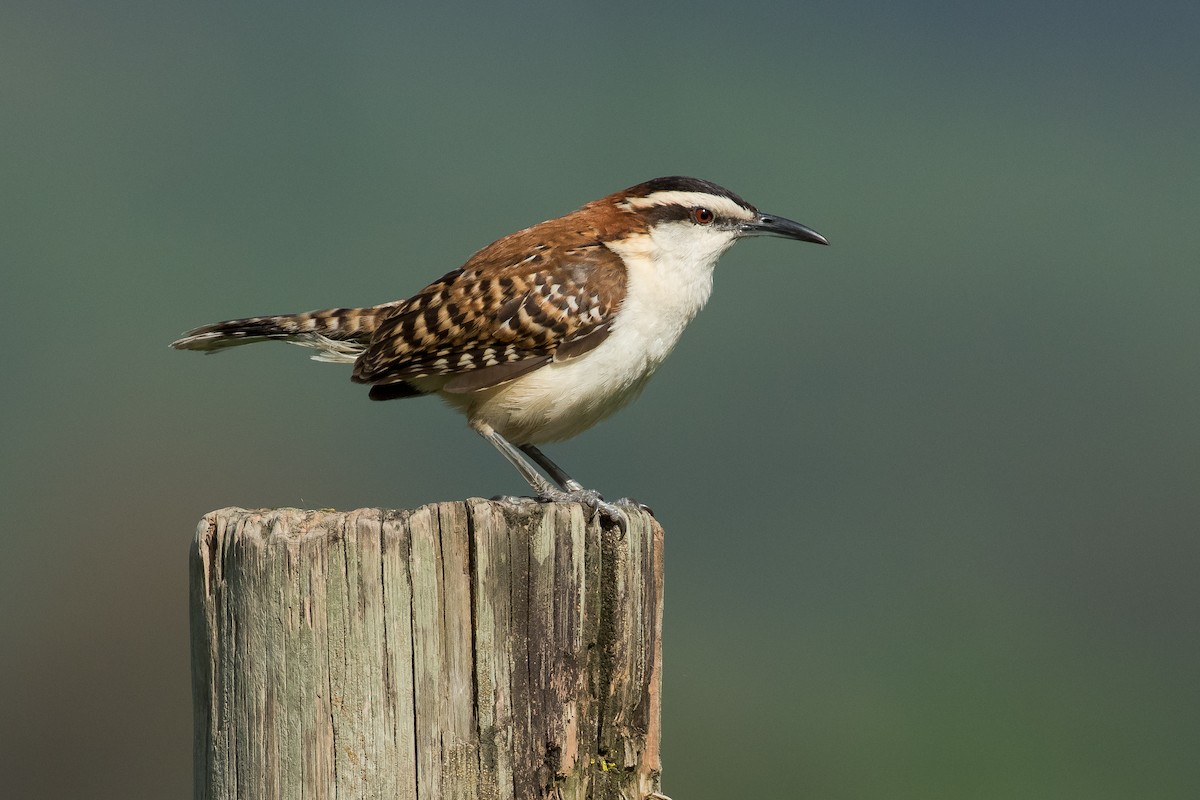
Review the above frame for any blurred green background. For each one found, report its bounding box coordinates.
[4,1,1199,797]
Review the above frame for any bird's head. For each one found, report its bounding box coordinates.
[611,176,828,264]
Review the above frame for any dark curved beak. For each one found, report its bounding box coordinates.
[739,212,829,246]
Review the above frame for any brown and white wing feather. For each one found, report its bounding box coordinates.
[351,237,627,395]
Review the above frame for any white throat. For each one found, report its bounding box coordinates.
[605,223,738,368]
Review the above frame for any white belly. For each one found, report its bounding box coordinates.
[452,319,664,443]
[442,234,728,444]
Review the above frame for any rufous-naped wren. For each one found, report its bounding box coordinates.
[172,176,827,521]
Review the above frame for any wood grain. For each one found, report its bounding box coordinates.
[190,500,663,800]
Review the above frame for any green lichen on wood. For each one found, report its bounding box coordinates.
[191,500,663,800]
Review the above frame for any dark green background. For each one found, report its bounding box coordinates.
[4,2,1198,797]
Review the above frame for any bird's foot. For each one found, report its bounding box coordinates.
[583,495,630,534]
[490,494,542,506]
[493,489,630,532]
[612,497,655,517]
[542,487,631,533]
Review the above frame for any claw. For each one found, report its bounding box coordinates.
[593,498,629,534]
[524,487,629,533]
[490,494,541,506]
[491,488,631,533]
[613,497,654,517]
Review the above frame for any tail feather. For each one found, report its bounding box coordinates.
[170,304,399,363]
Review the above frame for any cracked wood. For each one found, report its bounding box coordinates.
[190,500,663,800]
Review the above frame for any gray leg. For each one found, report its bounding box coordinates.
[519,444,585,493]
[471,421,628,532]
[519,443,653,518]
[473,423,560,498]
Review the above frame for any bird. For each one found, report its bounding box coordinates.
[172,176,828,523]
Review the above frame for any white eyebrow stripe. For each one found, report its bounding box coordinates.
[623,191,755,220]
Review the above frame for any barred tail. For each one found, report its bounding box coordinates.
[170,303,399,364]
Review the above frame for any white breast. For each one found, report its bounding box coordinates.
[454,224,739,444]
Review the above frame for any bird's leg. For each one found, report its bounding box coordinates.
[518,444,652,517]
[518,443,649,526]
[472,422,628,531]
[473,423,561,498]
[518,444,585,492]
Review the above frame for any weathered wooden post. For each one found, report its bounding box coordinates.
[189,499,664,800]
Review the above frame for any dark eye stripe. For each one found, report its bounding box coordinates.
[641,204,718,226]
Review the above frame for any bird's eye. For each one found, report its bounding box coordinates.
[692,207,715,225]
